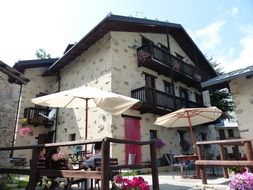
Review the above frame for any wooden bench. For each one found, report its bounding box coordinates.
[196,139,253,184]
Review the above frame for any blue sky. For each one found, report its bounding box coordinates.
[0,0,252,72]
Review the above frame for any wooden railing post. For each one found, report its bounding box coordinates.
[101,138,110,190]
[244,141,253,172]
[219,145,229,178]
[26,147,39,190]
[196,144,206,184]
[150,141,159,190]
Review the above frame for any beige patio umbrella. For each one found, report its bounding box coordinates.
[31,86,139,140]
[154,106,222,153]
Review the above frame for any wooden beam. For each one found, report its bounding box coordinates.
[196,160,253,167]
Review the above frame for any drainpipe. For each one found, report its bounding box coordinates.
[10,84,23,158]
[166,27,177,109]
[54,72,61,142]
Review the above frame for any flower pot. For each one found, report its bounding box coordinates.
[128,153,136,165]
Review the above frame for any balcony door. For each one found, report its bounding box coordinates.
[145,73,156,106]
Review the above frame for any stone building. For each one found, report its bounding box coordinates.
[0,60,29,166]
[202,65,253,158]
[14,14,220,164]
[202,65,253,140]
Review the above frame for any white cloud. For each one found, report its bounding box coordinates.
[220,25,253,72]
[231,7,239,16]
[189,21,225,52]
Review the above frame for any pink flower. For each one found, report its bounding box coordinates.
[113,175,150,190]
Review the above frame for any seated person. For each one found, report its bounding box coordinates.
[38,147,46,161]
[79,142,102,170]
[46,146,73,170]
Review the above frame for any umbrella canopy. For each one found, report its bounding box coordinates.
[31,86,139,139]
[154,106,222,153]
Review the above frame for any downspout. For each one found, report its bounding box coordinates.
[10,84,23,158]
[166,27,177,109]
[54,72,61,142]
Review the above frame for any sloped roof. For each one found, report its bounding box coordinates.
[0,60,29,85]
[13,58,58,73]
[44,14,216,78]
[201,65,253,89]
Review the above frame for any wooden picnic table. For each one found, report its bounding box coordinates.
[196,138,253,184]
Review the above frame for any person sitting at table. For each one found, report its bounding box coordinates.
[46,146,73,170]
[79,142,102,170]
[38,147,46,161]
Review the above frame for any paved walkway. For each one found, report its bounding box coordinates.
[142,172,230,190]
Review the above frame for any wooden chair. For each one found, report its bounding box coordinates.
[93,158,119,190]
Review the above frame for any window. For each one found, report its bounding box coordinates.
[179,87,189,100]
[164,81,172,94]
[149,130,157,140]
[145,73,156,88]
[228,129,234,138]
[69,133,76,141]
[195,93,203,104]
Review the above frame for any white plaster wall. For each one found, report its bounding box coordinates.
[230,77,253,139]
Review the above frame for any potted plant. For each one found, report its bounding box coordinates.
[18,118,34,137]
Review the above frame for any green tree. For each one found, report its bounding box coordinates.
[35,49,51,59]
[207,56,234,119]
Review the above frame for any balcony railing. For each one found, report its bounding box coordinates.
[131,86,203,115]
[137,44,202,85]
[24,107,54,128]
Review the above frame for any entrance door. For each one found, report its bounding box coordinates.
[124,116,141,164]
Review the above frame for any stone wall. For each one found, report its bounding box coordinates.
[14,67,57,159]
[230,77,253,139]
[109,31,217,163]
[0,72,20,166]
[55,33,113,154]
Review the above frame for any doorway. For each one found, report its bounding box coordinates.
[124,116,142,164]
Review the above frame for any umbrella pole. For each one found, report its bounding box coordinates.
[84,98,88,153]
[186,111,197,154]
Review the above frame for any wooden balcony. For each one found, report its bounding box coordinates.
[131,86,203,115]
[24,107,54,128]
[137,44,202,88]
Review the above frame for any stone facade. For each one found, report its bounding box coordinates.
[230,77,253,139]
[0,72,20,166]
[17,31,220,163]
[13,67,57,159]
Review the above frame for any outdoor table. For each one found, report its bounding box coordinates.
[173,154,200,178]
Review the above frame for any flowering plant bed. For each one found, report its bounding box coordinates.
[18,127,33,137]
[155,138,166,149]
[230,171,253,190]
[112,175,150,190]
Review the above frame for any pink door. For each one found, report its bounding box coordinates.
[124,116,142,164]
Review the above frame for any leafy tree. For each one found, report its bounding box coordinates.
[207,56,234,119]
[35,49,51,59]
